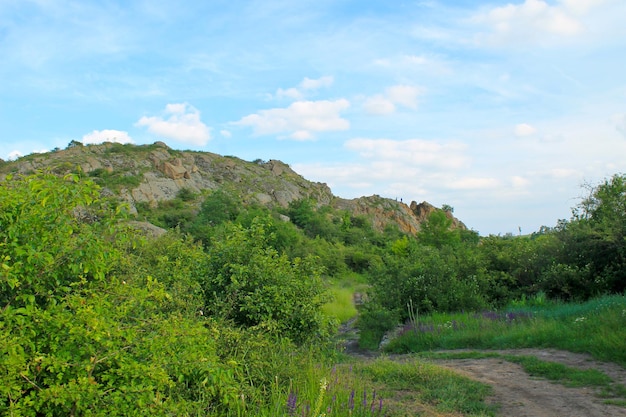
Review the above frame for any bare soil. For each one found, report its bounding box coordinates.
[432,348,626,417]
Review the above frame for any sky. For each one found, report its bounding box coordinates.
[1,0,626,235]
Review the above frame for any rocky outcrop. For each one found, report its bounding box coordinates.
[0,142,466,236]
[410,201,466,230]
[334,195,422,234]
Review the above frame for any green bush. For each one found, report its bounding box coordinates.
[201,218,335,344]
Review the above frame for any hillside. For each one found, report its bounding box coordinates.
[0,141,465,234]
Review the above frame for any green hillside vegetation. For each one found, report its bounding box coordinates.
[2,146,626,415]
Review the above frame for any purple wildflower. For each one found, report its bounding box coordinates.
[348,389,355,410]
[286,390,297,416]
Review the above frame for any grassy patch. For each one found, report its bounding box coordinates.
[360,357,496,416]
[386,294,626,367]
[323,286,358,322]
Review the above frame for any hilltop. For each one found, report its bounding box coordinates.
[0,141,465,235]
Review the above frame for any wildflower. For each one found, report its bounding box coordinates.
[286,390,297,416]
[574,316,586,323]
[311,378,328,417]
[348,389,355,410]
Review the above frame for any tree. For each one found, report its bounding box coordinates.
[418,210,461,248]
[564,174,626,294]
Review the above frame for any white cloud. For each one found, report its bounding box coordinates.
[386,85,421,109]
[300,76,334,90]
[235,99,350,139]
[511,175,531,187]
[362,95,396,115]
[276,87,303,100]
[220,129,232,138]
[135,103,211,146]
[447,177,501,190]
[82,129,133,145]
[274,76,334,100]
[345,138,468,170]
[7,150,23,160]
[363,85,422,115]
[515,123,537,137]
[550,168,580,178]
[560,0,608,15]
[472,0,585,46]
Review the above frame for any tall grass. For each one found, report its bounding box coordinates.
[322,275,367,323]
[243,356,495,417]
[323,287,358,323]
[385,294,626,367]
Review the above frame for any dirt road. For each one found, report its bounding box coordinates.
[431,348,626,417]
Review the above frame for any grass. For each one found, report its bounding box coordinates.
[380,294,626,408]
[323,286,358,323]
[254,356,496,417]
[360,357,496,416]
[322,274,367,323]
[386,294,626,367]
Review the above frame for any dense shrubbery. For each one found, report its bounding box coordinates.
[0,172,334,415]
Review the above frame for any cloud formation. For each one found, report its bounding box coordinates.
[472,0,589,46]
[363,85,421,115]
[236,99,350,140]
[82,129,133,145]
[136,103,211,145]
[515,123,537,137]
[345,138,468,170]
[275,76,334,100]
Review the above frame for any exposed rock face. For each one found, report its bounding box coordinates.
[410,201,466,230]
[161,159,191,180]
[127,221,168,238]
[0,142,467,235]
[334,195,422,234]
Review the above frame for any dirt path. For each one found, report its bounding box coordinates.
[338,321,626,416]
[432,349,626,417]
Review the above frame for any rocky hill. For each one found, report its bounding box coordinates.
[0,141,465,235]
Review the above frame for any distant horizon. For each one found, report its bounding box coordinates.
[2,1,625,235]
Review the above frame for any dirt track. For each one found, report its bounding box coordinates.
[340,322,626,416]
[431,349,626,417]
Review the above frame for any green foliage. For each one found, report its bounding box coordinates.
[201,218,335,344]
[0,173,243,415]
[367,242,487,317]
[196,189,240,227]
[561,173,626,295]
[176,187,197,202]
[357,305,399,350]
[87,167,143,190]
[0,172,124,310]
[418,210,460,248]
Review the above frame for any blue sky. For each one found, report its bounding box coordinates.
[2,0,625,235]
